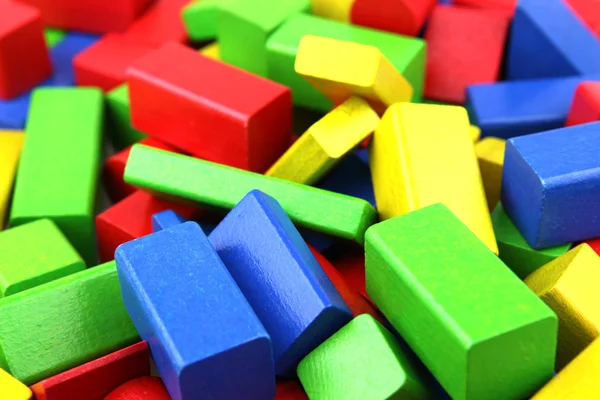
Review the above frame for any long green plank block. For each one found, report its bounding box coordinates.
[266,13,425,112]
[298,314,433,400]
[0,219,84,298]
[10,88,103,264]
[182,0,223,42]
[0,261,138,385]
[44,28,66,48]
[365,204,557,400]
[218,0,309,76]
[124,145,377,244]
[106,84,146,151]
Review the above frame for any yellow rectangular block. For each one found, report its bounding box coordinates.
[295,35,413,113]
[0,131,24,230]
[201,42,221,60]
[369,103,497,253]
[266,96,379,185]
[310,0,355,22]
[475,137,506,210]
[0,368,32,400]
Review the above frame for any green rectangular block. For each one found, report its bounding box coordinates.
[0,219,84,298]
[182,0,222,42]
[10,88,103,265]
[266,13,425,112]
[365,204,557,400]
[106,84,146,151]
[124,145,377,244]
[0,261,139,385]
[44,28,65,48]
[219,0,309,77]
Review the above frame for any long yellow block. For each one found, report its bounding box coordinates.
[475,137,506,210]
[531,337,600,399]
[266,96,379,184]
[295,35,413,113]
[469,125,481,143]
[369,103,497,253]
[310,0,355,22]
[0,368,32,400]
[200,42,220,60]
[0,131,24,230]
[525,243,600,370]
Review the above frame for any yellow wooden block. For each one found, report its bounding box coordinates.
[525,243,600,370]
[266,96,379,185]
[531,337,600,399]
[0,131,24,230]
[474,137,506,210]
[369,102,497,253]
[295,35,413,113]
[0,368,32,400]
[469,124,481,143]
[200,42,220,60]
[310,0,354,22]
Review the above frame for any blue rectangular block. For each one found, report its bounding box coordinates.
[152,210,217,234]
[466,75,600,139]
[115,222,275,400]
[208,190,353,377]
[507,0,600,79]
[502,122,600,249]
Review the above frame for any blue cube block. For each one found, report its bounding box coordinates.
[115,222,275,400]
[501,122,600,249]
[208,190,353,377]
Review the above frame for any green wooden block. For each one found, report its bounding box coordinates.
[0,261,138,385]
[124,144,377,244]
[298,314,433,400]
[365,204,557,400]
[44,28,65,48]
[218,0,309,77]
[182,0,223,42]
[106,84,146,151]
[0,219,85,298]
[10,88,103,265]
[266,13,425,112]
[492,203,572,279]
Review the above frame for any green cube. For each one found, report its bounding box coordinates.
[182,0,222,42]
[106,84,146,151]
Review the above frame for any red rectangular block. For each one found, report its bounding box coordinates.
[351,0,436,36]
[566,0,600,37]
[127,43,292,172]
[424,5,510,104]
[452,0,516,15]
[122,0,191,47]
[566,81,600,126]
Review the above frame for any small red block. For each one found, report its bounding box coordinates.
[333,249,369,301]
[127,43,292,172]
[351,0,436,37]
[0,2,51,99]
[566,0,600,37]
[424,5,510,104]
[585,238,600,256]
[452,0,516,15]
[275,380,308,400]
[566,81,600,126]
[104,377,170,400]
[122,0,191,47]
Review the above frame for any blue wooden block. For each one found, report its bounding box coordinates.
[316,153,376,208]
[466,75,600,139]
[208,190,353,377]
[152,209,189,232]
[501,122,600,249]
[507,0,600,79]
[115,222,275,400]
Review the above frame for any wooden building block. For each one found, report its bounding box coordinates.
[333,249,368,300]
[115,222,275,400]
[209,190,352,376]
[469,125,481,143]
[10,88,102,264]
[452,0,516,14]
[424,5,510,104]
[369,103,497,253]
[266,96,379,185]
[200,42,220,59]
[311,0,354,22]
[351,0,436,37]
[0,2,52,99]
[127,42,291,172]
[124,145,377,244]
[275,381,308,400]
[44,28,65,47]
[566,81,600,126]
[122,0,190,47]
[474,137,505,210]
[0,130,23,228]
[295,35,412,113]
[182,0,221,41]
[507,0,600,79]
[0,262,138,385]
[0,369,32,400]
[566,0,600,37]
[502,122,600,249]
[492,203,572,280]
[151,209,188,232]
[266,14,425,111]
[104,377,170,400]
[525,244,600,370]
[218,0,309,76]
[365,204,557,400]
[106,84,146,151]
[298,315,432,400]
[30,342,150,400]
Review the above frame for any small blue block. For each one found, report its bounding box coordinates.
[316,153,376,208]
[115,222,275,400]
[507,0,600,79]
[152,209,189,232]
[466,75,600,139]
[208,190,353,377]
[501,122,600,249]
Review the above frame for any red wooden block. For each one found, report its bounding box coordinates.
[0,2,51,99]
[30,342,150,400]
[424,5,510,104]
[104,377,170,400]
[332,249,368,300]
[127,43,292,172]
[566,0,600,37]
[122,0,191,47]
[74,34,154,92]
[585,238,600,256]
[275,380,308,400]
[96,191,201,262]
[103,138,177,203]
[351,0,436,37]
[566,81,600,126]
[452,0,516,16]
[13,0,154,34]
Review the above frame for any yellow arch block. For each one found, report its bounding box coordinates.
[0,368,32,400]
[0,131,24,230]
[311,0,355,22]
[475,137,506,210]
[369,103,497,253]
